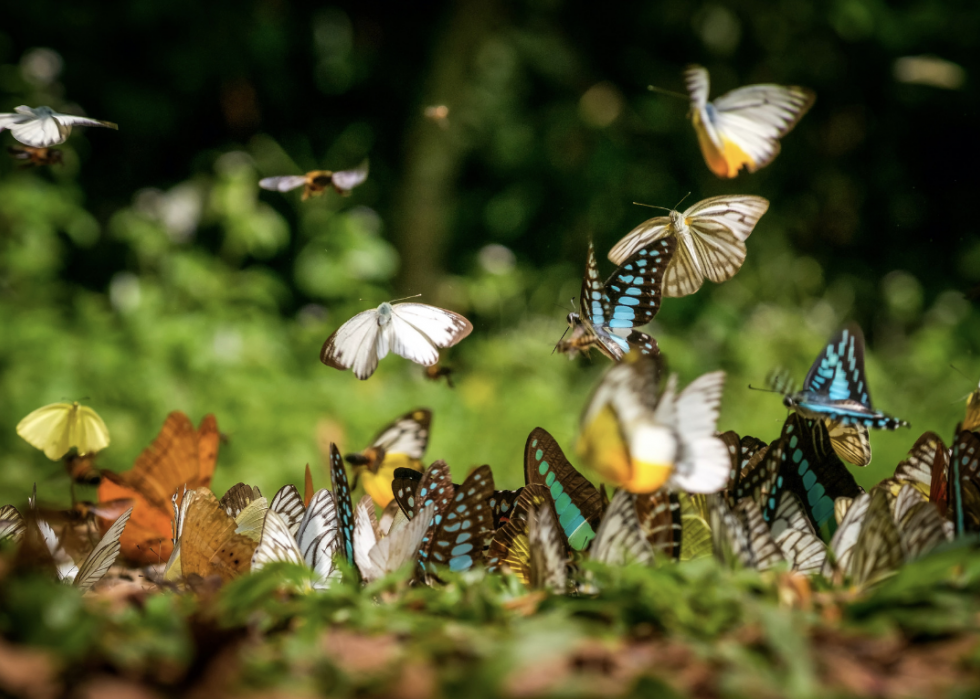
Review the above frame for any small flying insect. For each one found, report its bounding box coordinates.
[424,364,455,388]
[259,159,369,200]
[64,451,100,486]
[7,145,63,167]
[424,105,450,129]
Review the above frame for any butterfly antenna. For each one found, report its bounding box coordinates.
[646,84,689,100]
[633,201,672,212]
[673,192,691,210]
[747,384,785,394]
[950,363,976,385]
[389,293,423,303]
[552,326,570,355]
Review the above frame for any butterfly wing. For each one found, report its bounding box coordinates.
[388,303,473,358]
[849,489,903,586]
[527,500,568,592]
[826,420,872,467]
[634,488,682,560]
[769,492,826,574]
[16,403,75,460]
[949,429,980,537]
[181,490,257,582]
[802,323,869,404]
[392,466,425,520]
[893,431,947,507]
[601,238,676,330]
[270,485,307,536]
[708,494,753,568]
[296,489,340,587]
[525,427,602,551]
[219,483,263,518]
[684,195,770,243]
[51,112,117,130]
[329,443,356,565]
[590,489,654,566]
[330,159,369,193]
[423,465,495,574]
[736,498,784,571]
[607,215,672,267]
[251,509,305,571]
[71,507,133,592]
[821,492,871,579]
[353,495,381,580]
[320,307,382,380]
[259,176,308,192]
[668,371,728,493]
[66,404,111,456]
[0,505,25,545]
[486,484,548,582]
[366,503,434,582]
[9,112,70,147]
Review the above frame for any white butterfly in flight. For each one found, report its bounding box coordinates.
[685,65,814,179]
[0,106,118,148]
[608,195,769,297]
[321,301,473,380]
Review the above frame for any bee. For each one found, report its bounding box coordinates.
[7,145,63,167]
[64,451,101,486]
[424,364,455,388]
[259,159,368,200]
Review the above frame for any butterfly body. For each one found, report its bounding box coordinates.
[779,324,909,431]
[8,145,63,167]
[557,240,674,361]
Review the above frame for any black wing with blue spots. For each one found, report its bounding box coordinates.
[949,429,980,537]
[329,443,356,565]
[422,465,495,574]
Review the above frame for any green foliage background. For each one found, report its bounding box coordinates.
[0,0,978,502]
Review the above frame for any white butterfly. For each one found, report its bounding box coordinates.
[259,160,369,200]
[321,301,473,380]
[251,488,341,589]
[0,106,118,148]
[769,492,826,574]
[0,504,25,545]
[590,489,654,567]
[685,65,814,179]
[270,484,306,536]
[607,195,769,297]
[527,499,568,593]
[353,495,434,583]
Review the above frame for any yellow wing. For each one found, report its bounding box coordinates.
[17,402,110,460]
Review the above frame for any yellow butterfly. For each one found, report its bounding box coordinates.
[345,409,431,508]
[17,402,111,461]
[685,65,814,178]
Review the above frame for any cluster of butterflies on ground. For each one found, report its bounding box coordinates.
[4,318,980,593]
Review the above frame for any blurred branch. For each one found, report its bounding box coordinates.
[392,0,502,302]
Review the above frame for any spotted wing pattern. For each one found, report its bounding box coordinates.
[329,443,356,564]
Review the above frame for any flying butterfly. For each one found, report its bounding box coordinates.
[7,145,63,167]
[345,409,431,508]
[684,65,814,179]
[577,355,729,494]
[524,427,603,551]
[259,159,369,200]
[98,411,219,563]
[607,195,768,298]
[0,105,118,147]
[17,401,111,461]
[777,324,909,431]
[556,240,674,361]
[321,301,472,380]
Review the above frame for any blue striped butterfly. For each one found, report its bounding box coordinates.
[524,428,603,551]
[329,443,356,565]
[948,429,980,537]
[759,413,863,540]
[556,239,675,361]
[392,465,522,531]
[778,324,909,431]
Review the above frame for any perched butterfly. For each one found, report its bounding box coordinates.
[948,429,980,537]
[846,488,903,586]
[768,491,826,574]
[607,195,768,298]
[556,240,674,361]
[893,484,949,561]
[759,413,862,539]
[684,65,814,178]
[589,489,654,566]
[328,443,356,566]
[777,324,909,431]
[17,401,111,461]
[708,494,765,569]
[486,484,555,584]
[0,504,26,545]
[354,495,434,583]
[423,364,456,388]
[270,484,307,536]
[219,483,264,519]
[251,488,341,589]
[821,491,871,580]
[177,489,257,583]
[7,145,63,167]
[881,431,948,514]
[98,411,219,563]
[345,409,431,508]
[525,499,569,592]
[392,464,521,532]
[259,159,369,199]
[578,355,729,494]
[0,106,118,147]
[634,488,682,560]
[524,427,603,551]
[720,430,769,508]
[321,301,472,380]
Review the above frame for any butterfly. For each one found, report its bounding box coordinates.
[354,495,435,583]
[7,145,63,167]
[392,464,522,532]
[677,492,713,561]
[589,489,654,566]
[893,484,950,561]
[259,159,369,199]
[880,431,948,513]
[719,430,769,508]
[948,429,980,537]
[270,485,307,536]
[845,489,904,586]
[487,484,562,586]
[768,491,826,574]
[524,427,603,551]
[759,413,862,539]
[328,443,356,566]
[778,324,909,431]
[578,355,729,494]
[634,488,682,560]
[607,196,769,298]
[98,411,219,563]
[177,489,257,583]
[962,381,980,433]
[0,106,118,147]
[684,65,814,179]
[0,504,26,545]
[556,240,674,361]
[250,488,341,589]
[17,402,111,461]
[321,302,472,380]
[345,409,431,508]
